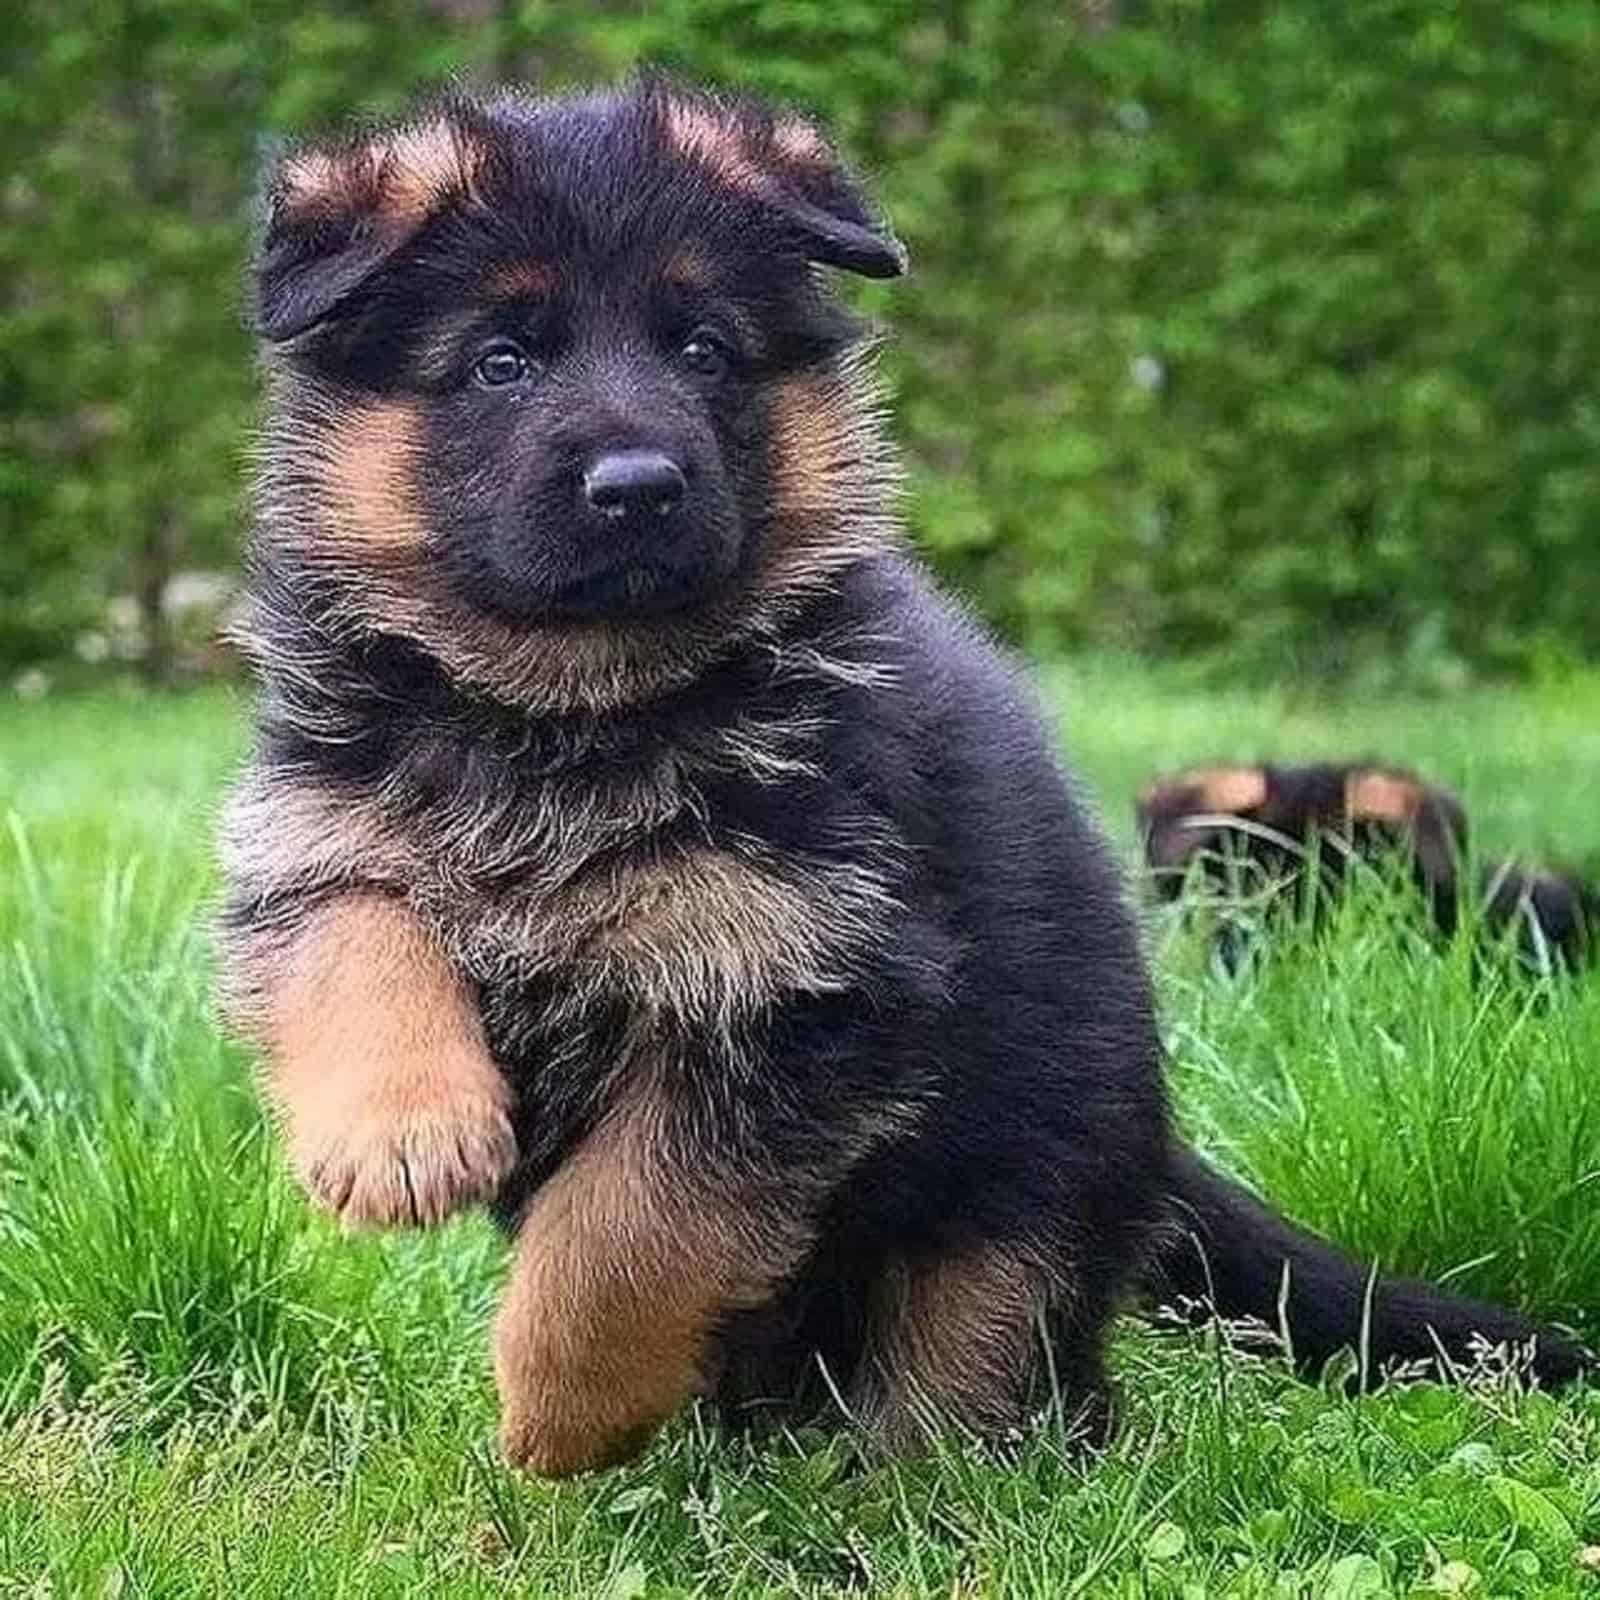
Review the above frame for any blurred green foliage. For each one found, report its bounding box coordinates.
[4,1,1599,681]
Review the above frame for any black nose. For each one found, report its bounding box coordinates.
[582,450,687,522]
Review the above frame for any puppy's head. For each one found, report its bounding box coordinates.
[1135,766,1269,886]
[250,80,905,710]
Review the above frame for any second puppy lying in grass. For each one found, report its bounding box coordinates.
[1137,761,1597,973]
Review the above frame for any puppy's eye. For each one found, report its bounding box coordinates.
[679,328,731,383]
[474,343,533,388]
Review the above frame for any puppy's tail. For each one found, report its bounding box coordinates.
[1150,1145,1590,1387]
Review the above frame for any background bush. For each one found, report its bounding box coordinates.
[5,0,1599,681]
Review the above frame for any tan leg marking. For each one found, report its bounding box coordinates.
[857,1243,1043,1454]
[265,893,514,1230]
[495,1096,799,1478]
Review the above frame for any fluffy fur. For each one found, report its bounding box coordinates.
[219,80,1590,1479]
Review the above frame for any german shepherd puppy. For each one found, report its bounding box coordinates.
[219,80,1588,1479]
[1138,763,1597,973]
[1137,762,1469,964]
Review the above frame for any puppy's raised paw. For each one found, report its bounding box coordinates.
[294,1074,516,1230]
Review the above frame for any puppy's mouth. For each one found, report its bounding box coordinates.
[440,483,749,627]
[452,542,738,627]
[542,558,719,621]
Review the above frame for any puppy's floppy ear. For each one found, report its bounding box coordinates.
[254,115,482,342]
[760,114,908,280]
[254,184,410,345]
[654,84,907,279]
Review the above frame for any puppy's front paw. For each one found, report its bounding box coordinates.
[491,1241,701,1478]
[293,1074,516,1229]
[497,1393,663,1480]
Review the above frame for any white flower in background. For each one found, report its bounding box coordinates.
[1131,354,1165,392]
[161,570,234,620]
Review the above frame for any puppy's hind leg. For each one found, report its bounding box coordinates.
[849,1240,1107,1456]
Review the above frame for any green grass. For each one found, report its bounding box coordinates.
[2,666,1599,1597]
